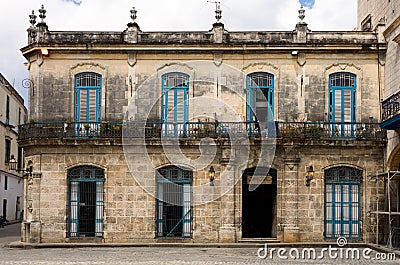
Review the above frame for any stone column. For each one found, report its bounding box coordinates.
[281,151,300,243]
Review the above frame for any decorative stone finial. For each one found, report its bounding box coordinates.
[298,6,305,23]
[125,6,140,43]
[130,7,137,23]
[29,10,37,28]
[39,4,46,23]
[295,5,308,43]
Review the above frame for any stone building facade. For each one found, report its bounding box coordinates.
[359,0,400,168]
[358,0,400,248]
[19,5,387,244]
[0,73,26,222]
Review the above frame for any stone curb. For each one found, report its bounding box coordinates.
[4,241,399,257]
[0,220,21,227]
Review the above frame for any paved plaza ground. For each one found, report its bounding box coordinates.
[0,223,398,264]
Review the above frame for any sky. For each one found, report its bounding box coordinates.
[0,0,357,105]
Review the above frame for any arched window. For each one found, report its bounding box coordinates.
[74,72,102,123]
[161,73,189,136]
[328,72,356,137]
[156,166,192,238]
[324,166,362,239]
[246,72,274,123]
[67,166,105,238]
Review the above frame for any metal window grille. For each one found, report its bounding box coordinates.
[67,166,105,238]
[324,166,362,239]
[156,166,193,238]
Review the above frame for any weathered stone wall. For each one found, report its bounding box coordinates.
[21,138,384,243]
[27,51,382,124]
[358,0,400,30]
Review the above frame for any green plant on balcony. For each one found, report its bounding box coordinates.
[100,122,108,130]
[303,124,324,137]
[83,124,91,131]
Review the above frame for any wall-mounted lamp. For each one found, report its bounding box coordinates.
[209,166,215,185]
[8,155,33,179]
[305,165,315,187]
[41,48,49,56]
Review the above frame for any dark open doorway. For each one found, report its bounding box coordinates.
[78,182,96,236]
[242,167,277,238]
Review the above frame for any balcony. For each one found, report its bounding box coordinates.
[381,91,400,130]
[18,121,386,142]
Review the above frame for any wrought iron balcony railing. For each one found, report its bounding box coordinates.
[18,121,386,141]
[382,91,400,122]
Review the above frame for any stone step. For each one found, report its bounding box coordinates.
[239,238,280,243]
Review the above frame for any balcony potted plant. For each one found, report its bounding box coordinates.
[303,124,324,138]
[84,124,91,131]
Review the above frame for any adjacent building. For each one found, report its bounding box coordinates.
[0,73,26,222]
[19,5,387,244]
[358,0,400,249]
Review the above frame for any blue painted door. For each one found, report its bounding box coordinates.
[161,73,189,137]
[246,72,274,122]
[74,73,102,137]
[246,73,274,135]
[324,167,362,239]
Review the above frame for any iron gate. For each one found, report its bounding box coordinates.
[324,166,362,239]
[156,166,192,238]
[67,166,105,238]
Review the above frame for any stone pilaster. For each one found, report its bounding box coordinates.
[218,145,238,243]
[212,23,224,44]
[281,149,300,243]
[36,22,49,44]
[22,172,42,243]
[124,22,141,44]
[218,167,238,242]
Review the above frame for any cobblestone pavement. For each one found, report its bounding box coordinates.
[0,224,398,265]
[0,246,398,265]
[0,222,20,247]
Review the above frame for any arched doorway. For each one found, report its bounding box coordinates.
[242,167,277,238]
[67,166,105,238]
[324,166,362,239]
[155,165,193,238]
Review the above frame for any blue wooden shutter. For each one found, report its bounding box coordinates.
[74,73,102,123]
[329,73,356,137]
[162,73,189,137]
